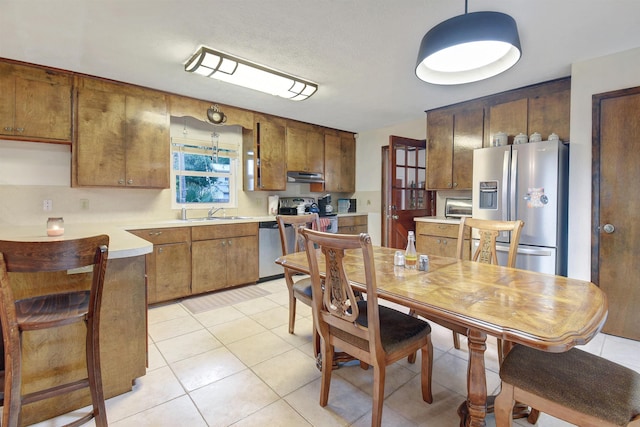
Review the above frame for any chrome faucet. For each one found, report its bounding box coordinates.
[207,206,225,218]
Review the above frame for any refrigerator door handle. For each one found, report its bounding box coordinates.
[495,244,553,257]
[502,150,510,221]
[510,149,518,221]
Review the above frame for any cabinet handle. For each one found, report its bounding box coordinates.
[16,127,24,133]
[158,248,163,253]
[453,182,458,187]
[4,127,13,131]
[118,179,125,185]
[228,240,232,245]
[436,239,441,244]
[222,241,226,246]
[443,240,447,245]
[127,179,134,185]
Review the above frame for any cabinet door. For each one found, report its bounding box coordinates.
[489,98,528,145]
[426,110,454,189]
[125,92,169,188]
[15,74,72,141]
[153,242,191,303]
[452,108,484,189]
[323,133,356,192]
[528,89,570,141]
[226,235,259,287]
[255,115,286,190]
[76,87,127,186]
[0,63,14,135]
[191,239,228,294]
[0,62,72,142]
[286,124,324,173]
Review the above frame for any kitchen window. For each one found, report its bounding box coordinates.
[170,132,239,209]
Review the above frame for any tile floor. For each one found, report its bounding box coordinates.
[32,277,640,427]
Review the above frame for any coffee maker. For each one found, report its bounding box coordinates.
[317,194,335,217]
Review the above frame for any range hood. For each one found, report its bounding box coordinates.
[286,171,325,183]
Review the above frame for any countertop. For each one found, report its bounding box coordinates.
[0,223,153,259]
[0,213,369,260]
[414,216,462,225]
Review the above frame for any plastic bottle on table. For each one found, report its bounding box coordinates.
[405,231,417,269]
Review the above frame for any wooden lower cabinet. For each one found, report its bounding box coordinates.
[416,221,470,259]
[15,256,147,425]
[338,215,368,234]
[129,227,191,304]
[191,223,259,294]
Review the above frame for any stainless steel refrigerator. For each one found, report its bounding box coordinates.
[472,140,569,275]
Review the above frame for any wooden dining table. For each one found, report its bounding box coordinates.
[275,246,608,427]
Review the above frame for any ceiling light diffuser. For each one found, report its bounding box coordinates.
[185,46,318,101]
[415,11,521,85]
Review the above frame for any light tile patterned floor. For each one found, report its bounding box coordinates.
[30,278,640,427]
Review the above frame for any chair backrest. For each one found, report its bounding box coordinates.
[0,235,109,343]
[301,229,384,361]
[276,214,321,255]
[456,217,524,267]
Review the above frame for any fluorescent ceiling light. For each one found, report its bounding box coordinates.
[415,10,521,85]
[185,46,318,101]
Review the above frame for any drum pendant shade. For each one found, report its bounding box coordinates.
[415,11,521,85]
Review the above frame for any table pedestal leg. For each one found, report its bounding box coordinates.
[460,329,488,427]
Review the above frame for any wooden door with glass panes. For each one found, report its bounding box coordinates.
[388,136,433,249]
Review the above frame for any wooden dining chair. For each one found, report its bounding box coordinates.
[495,344,640,426]
[0,235,110,427]
[276,214,321,332]
[301,229,433,427]
[410,217,524,362]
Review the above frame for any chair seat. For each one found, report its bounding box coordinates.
[352,300,431,353]
[292,279,313,301]
[500,345,640,425]
[16,290,90,330]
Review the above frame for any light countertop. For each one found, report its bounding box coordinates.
[0,212,369,260]
[414,216,462,224]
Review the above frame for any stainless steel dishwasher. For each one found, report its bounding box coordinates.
[258,221,293,281]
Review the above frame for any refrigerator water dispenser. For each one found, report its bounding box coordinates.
[479,181,498,210]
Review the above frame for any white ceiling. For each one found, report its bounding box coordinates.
[2,1,640,133]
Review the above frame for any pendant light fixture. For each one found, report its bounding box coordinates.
[415,1,521,85]
[185,46,318,101]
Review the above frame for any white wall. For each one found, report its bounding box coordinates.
[567,47,640,279]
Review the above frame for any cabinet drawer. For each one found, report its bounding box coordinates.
[129,227,191,245]
[416,222,468,239]
[191,223,258,241]
[338,215,367,227]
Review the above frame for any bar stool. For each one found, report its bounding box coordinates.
[0,235,110,427]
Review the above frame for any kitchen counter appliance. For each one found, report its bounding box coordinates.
[317,194,336,217]
[277,197,316,215]
[444,197,472,218]
[472,140,568,275]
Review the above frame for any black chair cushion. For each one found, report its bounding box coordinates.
[355,300,431,353]
[500,345,640,425]
[292,279,313,299]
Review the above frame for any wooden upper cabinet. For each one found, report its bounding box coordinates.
[489,98,528,145]
[286,121,324,173]
[254,113,286,191]
[0,61,72,143]
[75,77,169,188]
[427,104,483,190]
[453,107,484,189]
[528,89,570,142]
[322,131,355,193]
[488,78,571,143]
[426,110,454,189]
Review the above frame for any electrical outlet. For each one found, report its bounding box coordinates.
[43,199,53,212]
[81,199,90,210]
